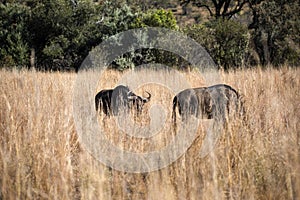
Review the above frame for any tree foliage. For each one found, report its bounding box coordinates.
[0,0,105,70]
[0,3,30,68]
[0,1,180,70]
[132,9,178,30]
[249,0,300,66]
[112,9,180,70]
[180,0,299,67]
[28,0,103,70]
[0,0,299,70]
[184,18,249,69]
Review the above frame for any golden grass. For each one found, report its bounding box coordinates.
[0,66,299,199]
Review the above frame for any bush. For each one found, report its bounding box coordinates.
[0,1,181,71]
[0,3,30,68]
[28,0,103,70]
[184,19,250,70]
[106,8,180,70]
[250,0,300,67]
[131,9,178,30]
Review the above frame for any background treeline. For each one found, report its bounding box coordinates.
[0,0,299,71]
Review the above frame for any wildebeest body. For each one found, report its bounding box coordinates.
[95,85,151,116]
[95,89,113,116]
[206,84,241,122]
[172,87,211,121]
[172,84,243,123]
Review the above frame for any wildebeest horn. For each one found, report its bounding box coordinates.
[142,91,151,102]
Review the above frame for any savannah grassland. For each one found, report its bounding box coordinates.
[0,66,299,200]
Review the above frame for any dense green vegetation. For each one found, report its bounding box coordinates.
[0,0,299,70]
[184,19,249,70]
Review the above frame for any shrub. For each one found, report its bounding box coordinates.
[0,3,30,68]
[105,8,180,70]
[131,9,178,30]
[114,9,181,69]
[0,2,181,71]
[184,19,250,70]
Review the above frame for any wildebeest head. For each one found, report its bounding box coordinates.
[95,85,151,116]
[127,90,151,112]
[172,84,244,124]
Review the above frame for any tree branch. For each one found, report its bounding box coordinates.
[179,0,191,7]
[225,0,248,19]
[193,2,214,17]
[180,0,253,19]
[222,0,231,16]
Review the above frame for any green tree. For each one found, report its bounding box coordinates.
[28,0,144,70]
[184,18,249,70]
[0,3,30,68]
[0,1,181,70]
[117,9,180,69]
[98,1,137,37]
[249,0,300,66]
[27,0,103,70]
[132,9,178,30]
[0,0,104,70]
[101,7,180,70]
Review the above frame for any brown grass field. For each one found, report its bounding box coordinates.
[0,66,299,199]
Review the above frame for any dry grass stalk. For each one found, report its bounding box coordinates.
[0,66,299,199]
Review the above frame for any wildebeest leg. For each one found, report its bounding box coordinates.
[95,94,100,112]
[104,99,111,117]
[199,90,213,119]
[172,96,178,125]
[172,96,179,133]
[182,95,198,122]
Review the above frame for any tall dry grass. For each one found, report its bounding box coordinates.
[0,66,299,200]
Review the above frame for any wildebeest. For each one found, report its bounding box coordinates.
[95,85,151,116]
[172,84,244,124]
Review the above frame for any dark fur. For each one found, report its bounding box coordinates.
[95,85,151,116]
[172,84,245,124]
